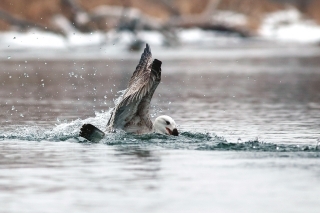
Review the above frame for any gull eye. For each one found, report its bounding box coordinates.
[166,121,170,125]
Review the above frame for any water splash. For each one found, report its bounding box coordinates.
[0,124,319,152]
[0,83,318,153]
[0,110,112,142]
[114,89,126,105]
[316,138,320,150]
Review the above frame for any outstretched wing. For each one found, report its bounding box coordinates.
[107,44,162,132]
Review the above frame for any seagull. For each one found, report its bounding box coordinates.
[79,44,178,142]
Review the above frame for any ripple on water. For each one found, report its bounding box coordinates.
[0,119,319,153]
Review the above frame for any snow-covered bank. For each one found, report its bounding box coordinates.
[1,8,320,57]
[0,30,107,50]
[1,42,320,61]
[0,28,244,52]
[259,9,320,43]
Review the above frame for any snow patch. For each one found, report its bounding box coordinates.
[212,10,248,26]
[0,31,66,49]
[260,9,320,43]
[0,30,106,50]
[177,28,241,44]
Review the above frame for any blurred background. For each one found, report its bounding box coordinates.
[0,0,320,51]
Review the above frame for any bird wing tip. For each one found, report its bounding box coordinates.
[145,43,151,53]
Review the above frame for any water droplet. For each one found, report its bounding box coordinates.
[9,76,11,78]
[11,106,15,110]
[168,102,171,104]
[7,56,11,59]
[93,87,97,90]
[94,98,96,102]
[20,114,24,117]
[104,95,107,99]
[41,79,44,82]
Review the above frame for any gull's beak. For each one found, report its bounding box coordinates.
[172,128,179,136]
[166,127,179,136]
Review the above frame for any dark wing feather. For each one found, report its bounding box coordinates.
[127,43,152,88]
[107,44,162,131]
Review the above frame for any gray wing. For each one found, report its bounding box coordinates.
[107,44,162,133]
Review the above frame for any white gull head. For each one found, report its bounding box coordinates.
[153,115,178,136]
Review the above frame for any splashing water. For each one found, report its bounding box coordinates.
[114,89,126,105]
[0,110,112,142]
[0,120,319,153]
[0,87,319,152]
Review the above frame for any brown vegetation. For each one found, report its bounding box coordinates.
[0,0,318,32]
[306,0,320,24]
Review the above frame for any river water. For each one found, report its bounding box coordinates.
[0,43,320,213]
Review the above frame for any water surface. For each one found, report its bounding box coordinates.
[0,43,320,213]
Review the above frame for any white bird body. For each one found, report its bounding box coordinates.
[80,44,178,142]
